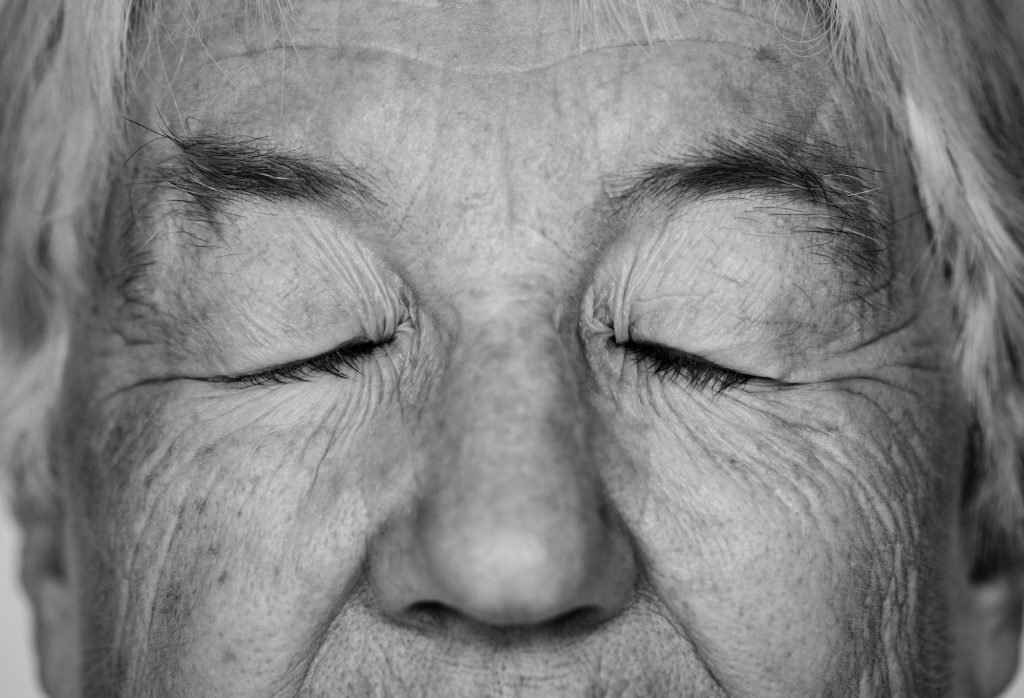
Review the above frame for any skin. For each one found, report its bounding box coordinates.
[38,0,1005,695]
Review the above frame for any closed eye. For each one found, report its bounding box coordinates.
[620,340,769,394]
[206,339,381,387]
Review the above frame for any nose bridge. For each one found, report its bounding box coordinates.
[429,309,598,531]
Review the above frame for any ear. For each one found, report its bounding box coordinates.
[951,528,1024,698]
[21,513,79,698]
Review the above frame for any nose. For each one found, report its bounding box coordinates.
[368,318,637,630]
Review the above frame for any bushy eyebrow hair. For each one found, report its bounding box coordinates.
[611,129,893,281]
[150,128,381,218]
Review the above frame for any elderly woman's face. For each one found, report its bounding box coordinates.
[47,0,981,695]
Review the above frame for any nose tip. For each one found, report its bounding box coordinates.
[371,497,637,631]
[415,518,634,628]
[436,529,567,625]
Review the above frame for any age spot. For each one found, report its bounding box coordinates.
[754,46,780,64]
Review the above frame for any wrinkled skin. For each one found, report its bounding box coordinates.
[36,0,1015,696]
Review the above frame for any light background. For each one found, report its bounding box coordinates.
[2,507,1024,697]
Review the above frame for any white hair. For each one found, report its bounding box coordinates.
[1,0,1023,571]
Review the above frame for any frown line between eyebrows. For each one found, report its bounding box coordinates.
[610,128,895,283]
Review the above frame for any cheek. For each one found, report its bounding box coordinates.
[614,381,964,694]
[57,375,402,694]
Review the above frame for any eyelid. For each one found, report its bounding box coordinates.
[205,339,379,387]
[619,340,774,394]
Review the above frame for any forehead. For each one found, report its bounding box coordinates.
[162,0,816,70]
[146,0,858,170]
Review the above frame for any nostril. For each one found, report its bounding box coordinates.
[403,600,459,631]
[543,604,605,632]
[400,599,609,636]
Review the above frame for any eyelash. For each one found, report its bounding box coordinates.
[620,341,755,394]
[213,341,380,387]
[211,337,754,393]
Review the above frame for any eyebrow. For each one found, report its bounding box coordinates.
[611,129,892,281]
[138,126,889,285]
[149,128,381,219]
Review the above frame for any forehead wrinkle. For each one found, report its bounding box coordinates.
[157,0,820,73]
